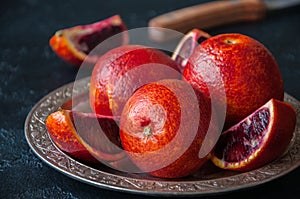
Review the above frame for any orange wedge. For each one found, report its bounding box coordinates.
[172,29,211,73]
[49,15,128,66]
[211,99,296,171]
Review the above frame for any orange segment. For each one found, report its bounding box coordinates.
[46,108,131,167]
[45,110,97,163]
[49,15,128,66]
[211,99,296,171]
[68,110,126,162]
[172,29,211,73]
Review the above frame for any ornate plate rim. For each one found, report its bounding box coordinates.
[24,77,300,196]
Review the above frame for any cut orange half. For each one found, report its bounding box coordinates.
[49,15,128,66]
[211,98,296,171]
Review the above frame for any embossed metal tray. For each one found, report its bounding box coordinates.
[24,77,300,196]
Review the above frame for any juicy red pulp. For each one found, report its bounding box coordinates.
[214,108,270,162]
[73,26,123,54]
[68,112,123,153]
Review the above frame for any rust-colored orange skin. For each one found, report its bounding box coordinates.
[183,33,284,129]
[49,15,127,66]
[89,45,180,116]
[120,79,219,178]
[45,110,97,163]
[211,99,296,171]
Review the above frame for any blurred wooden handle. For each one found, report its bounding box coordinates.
[148,0,267,42]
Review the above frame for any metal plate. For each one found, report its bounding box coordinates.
[24,77,300,196]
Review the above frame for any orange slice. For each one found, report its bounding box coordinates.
[68,110,125,162]
[46,110,97,163]
[211,98,296,171]
[172,29,211,73]
[49,15,128,66]
[45,109,126,163]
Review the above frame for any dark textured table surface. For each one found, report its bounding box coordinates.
[1,0,300,198]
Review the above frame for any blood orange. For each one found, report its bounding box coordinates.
[211,99,296,171]
[49,15,128,66]
[46,108,127,164]
[120,79,219,178]
[89,45,180,116]
[69,110,125,162]
[46,110,97,163]
[183,33,284,129]
[172,29,211,73]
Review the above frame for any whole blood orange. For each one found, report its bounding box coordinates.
[119,79,220,178]
[89,45,180,116]
[49,15,128,66]
[183,33,284,129]
[211,99,296,171]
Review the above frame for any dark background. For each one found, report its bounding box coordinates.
[1,0,300,198]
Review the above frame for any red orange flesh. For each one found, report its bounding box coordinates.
[211,99,296,171]
[46,109,126,164]
[49,15,128,66]
[172,29,211,73]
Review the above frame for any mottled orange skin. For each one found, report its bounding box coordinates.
[45,110,97,163]
[89,45,180,116]
[120,79,219,178]
[211,99,296,171]
[49,15,127,66]
[183,33,284,129]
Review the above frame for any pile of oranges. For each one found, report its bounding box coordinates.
[46,16,296,179]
